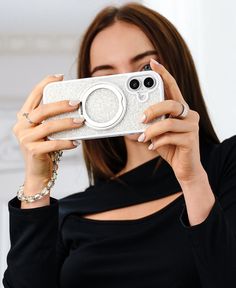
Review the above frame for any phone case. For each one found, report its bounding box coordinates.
[42,70,164,140]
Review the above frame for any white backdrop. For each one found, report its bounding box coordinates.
[144,0,236,139]
[1,0,236,286]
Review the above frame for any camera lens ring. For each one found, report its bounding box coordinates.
[129,78,140,90]
[143,77,154,88]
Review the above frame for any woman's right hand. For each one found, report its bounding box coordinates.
[12,74,85,199]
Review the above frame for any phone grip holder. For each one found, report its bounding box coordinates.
[80,83,127,130]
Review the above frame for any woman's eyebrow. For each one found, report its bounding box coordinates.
[90,50,157,75]
[130,50,157,63]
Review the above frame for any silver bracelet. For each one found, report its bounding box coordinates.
[17,150,63,203]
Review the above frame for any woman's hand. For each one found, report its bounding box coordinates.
[12,75,84,195]
[138,58,204,183]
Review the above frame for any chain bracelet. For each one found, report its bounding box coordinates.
[17,150,63,203]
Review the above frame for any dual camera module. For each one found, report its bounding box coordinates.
[129,77,154,90]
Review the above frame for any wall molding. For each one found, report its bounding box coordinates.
[0,34,78,54]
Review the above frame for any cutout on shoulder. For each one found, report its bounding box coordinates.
[82,191,183,221]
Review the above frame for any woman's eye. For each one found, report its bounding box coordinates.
[142,63,152,71]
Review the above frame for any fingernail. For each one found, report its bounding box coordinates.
[72,140,81,146]
[138,133,145,142]
[54,74,64,78]
[148,143,154,150]
[73,117,85,123]
[150,58,160,65]
[69,100,81,106]
[140,113,147,123]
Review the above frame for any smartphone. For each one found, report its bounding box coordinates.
[42,70,165,140]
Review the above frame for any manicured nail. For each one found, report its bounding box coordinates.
[54,74,64,78]
[72,140,81,146]
[69,100,81,106]
[73,117,85,123]
[138,133,145,142]
[140,113,147,123]
[148,143,154,150]
[150,58,160,65]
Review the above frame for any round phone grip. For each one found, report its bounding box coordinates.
[80,83,127,130]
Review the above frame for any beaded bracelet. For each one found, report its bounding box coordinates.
[17,150,63,203]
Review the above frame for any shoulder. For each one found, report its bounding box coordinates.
[213,134,236,151]
[209,135,236,171]
[205,135,236,196]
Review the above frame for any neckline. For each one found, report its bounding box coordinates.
[59,154,182,223]
[77,193,183,225]
[111,154,161,180]
[59,134,216,225]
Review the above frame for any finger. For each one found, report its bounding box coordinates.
[148,132,195,150]
[18,74,64,119]
[150,59,186,104]
[138,117,195,143]
[18,99,81,128]
[19,117,85,143]
[142,100,186,123]
[25,139,81,157]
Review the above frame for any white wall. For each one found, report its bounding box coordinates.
[144,0,236,140]
[1,0,236,286]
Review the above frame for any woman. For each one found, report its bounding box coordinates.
[3,3,236,288]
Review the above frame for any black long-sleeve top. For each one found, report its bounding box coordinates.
[2,135,236,288]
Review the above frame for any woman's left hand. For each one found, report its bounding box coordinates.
[138,58,204,183]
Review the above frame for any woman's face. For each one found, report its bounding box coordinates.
[89,20,158,140]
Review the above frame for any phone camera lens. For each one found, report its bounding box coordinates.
[129,79,140,90]
[144,77,154,88]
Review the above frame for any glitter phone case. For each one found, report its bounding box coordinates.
[42,70,164,140]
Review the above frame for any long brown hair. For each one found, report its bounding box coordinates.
[77,2,219,186]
